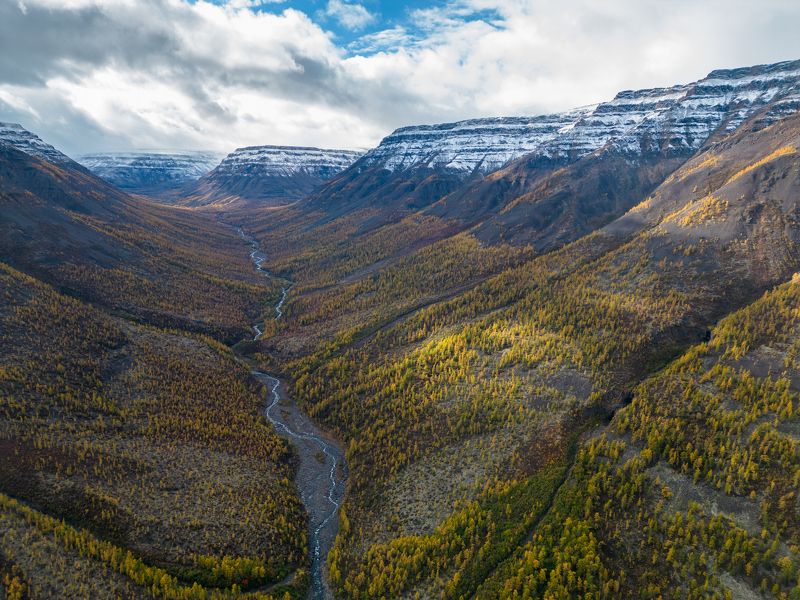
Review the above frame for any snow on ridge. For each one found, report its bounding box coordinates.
[76,151,225,190]
[364,59,800,174]
[363,108,593,173]
[214,145,363,178]
[0,122,72,164]
[78,151,224,182]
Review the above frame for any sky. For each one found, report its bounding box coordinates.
[1,0,799,157]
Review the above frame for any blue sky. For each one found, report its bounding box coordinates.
[247,0,443,44]
[2,0,799,155]
[203,0,502,53]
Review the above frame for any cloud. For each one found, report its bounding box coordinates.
[1,0,799,157]
[324,0,375,31]
[347,26,413,54]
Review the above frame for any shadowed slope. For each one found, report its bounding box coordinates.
[0,142,279,341]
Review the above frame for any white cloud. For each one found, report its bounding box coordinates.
[0,0,799,157]
[0,88,38,118]
[348,26,412,54]
[324,0,375,31]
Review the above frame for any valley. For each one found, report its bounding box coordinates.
[2,56,800,600]
[238,224,347,600]
[255,371,346,600]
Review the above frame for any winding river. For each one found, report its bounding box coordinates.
[237,228,347,600]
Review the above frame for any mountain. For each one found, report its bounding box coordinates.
[77,151,223,195]
[361,59,800,176]
[458,59,800,246]
[360,109,593,174]
[181,144,363,207]
[248,59,800,304]
[234,61,800,599]
[4,56,800,600]
[0,121,75,165]
[263,105,800,600]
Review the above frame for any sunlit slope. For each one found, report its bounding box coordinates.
[243,60,800,318]
[478,275,800,599]
[261,111,800,598]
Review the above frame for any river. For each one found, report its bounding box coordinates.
[237,227,347,600]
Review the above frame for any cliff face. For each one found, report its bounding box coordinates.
[212,146,362,179]
[358,109,593,174]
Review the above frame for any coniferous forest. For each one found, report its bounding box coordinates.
[3,7,800,598]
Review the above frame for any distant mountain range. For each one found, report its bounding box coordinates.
[250,59,800,276]
[360,59,800,174]
[77,151,224,195]
[71,145,364,205]
[5,60,799,210]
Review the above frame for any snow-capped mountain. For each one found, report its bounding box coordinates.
[359,110,593,174]
[183,145,363,206]
[78,151,224,193]
[212,146,363,179]
[0,122,73,165]
[361,59,800,174]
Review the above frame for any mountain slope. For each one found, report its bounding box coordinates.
[240,61,800,365]
[0,127,278,341]
[478,276,800,599]
[0,128,310,597]
[255,107,800,599]
[0,263,306,598]
[247,59,800,302]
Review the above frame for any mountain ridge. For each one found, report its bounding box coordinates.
[78,150,224,195]
[358,58,800,176]
[0,121,76,165]
[180,144,363,206]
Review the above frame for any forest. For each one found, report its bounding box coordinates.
[2,70,800,600]
[240,124,800,599]
[0,256,306,597]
